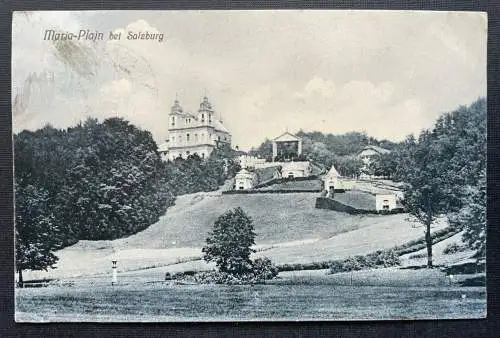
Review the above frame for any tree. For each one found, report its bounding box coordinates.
[402,130,450,268]
[367,153,397,179]
[202,207,256,276]
[450,170,486,259]
[15,183,60,286]
[333,155,364,178]
[248,138,273,162]
[398,98,486,266]
[440,98,486,259]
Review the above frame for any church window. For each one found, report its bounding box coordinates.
[187,133,190,142]
[171,116,175,127]
[201,113,205,123]
[195,134,198,142]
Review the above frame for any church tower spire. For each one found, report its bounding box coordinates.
[169,97,183,129]
[198,95,213,125]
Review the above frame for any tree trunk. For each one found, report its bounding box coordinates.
[425,221,433,268]
[18,269,23,288]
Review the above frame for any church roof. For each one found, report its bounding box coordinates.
[213,119,230,134]
[273,132,300,142]
[170,99,183,114]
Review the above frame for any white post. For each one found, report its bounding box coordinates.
[112,260,118,285]
[298,139,302,156]
[272,141,277,162]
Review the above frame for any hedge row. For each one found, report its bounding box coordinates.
[393,226,461,256]
[328,249,400,273]
[277,249,400,273]
[275,227,460,273]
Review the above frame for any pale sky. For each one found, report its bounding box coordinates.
[12,10,487,150]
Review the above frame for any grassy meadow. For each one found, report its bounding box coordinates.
[16,268,486,322]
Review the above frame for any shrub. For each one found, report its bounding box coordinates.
[443,242,465,255]
[342,256,364,271]
[252,257,279,281]
[367,249,400,267]
[408,253,426,259]
[190,257,279,285]
[328,249,401,274]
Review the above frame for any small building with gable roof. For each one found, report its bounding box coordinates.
[272,132,303,162]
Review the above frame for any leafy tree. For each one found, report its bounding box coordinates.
[450,171,486,259]
[202,207,256,275]
[15,183,60,286]
[333,155,364,178]
[367,153,397,179]
[402,130,452,268]
[248,138,273,162]
[441,99,487,259]
[398,98,486,266]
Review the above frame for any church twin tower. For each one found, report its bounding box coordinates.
[159,96,232,161]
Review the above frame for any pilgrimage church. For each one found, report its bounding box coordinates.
[158,96,231,161]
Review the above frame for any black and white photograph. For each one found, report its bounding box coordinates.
[12,10,487,321]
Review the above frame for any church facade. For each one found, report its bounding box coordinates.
[158,96,231,161]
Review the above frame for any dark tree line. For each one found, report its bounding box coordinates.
[15,117,238,282]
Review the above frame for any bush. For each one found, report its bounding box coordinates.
[194,271,247,285]
[443,242,465,255]
[328,249,400,274]
[408,253,426,259]
[191,257,279,285]
[342,256,364,271]
[366,249,400,267]
[252,257,279,281]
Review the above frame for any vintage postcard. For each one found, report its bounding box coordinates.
[13,10,486,322]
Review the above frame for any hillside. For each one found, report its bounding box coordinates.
[24,190,449,280]
[72,191,378,250]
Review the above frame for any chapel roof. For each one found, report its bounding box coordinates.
[273,132,300,142]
